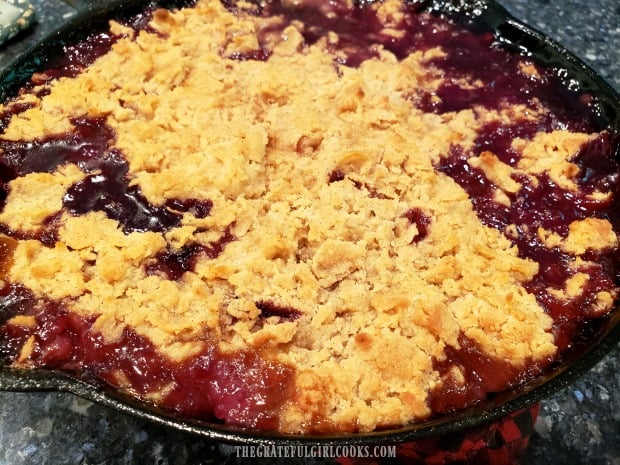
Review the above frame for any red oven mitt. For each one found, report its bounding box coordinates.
[336,404,539,465]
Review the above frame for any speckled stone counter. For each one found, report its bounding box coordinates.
[0,1,618,464]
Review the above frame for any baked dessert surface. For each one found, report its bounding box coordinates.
[0,0,617,433]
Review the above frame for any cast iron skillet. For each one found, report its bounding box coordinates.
[0,0,619,446]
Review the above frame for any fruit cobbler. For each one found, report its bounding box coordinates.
[0,0,618,433]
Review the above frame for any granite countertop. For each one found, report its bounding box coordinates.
[0,1,618,464]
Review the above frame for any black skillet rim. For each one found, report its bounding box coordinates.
[0,0,619,446]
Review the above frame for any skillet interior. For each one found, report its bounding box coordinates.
[0,0,618,445]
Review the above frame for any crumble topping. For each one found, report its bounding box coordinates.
[0,0,617,434]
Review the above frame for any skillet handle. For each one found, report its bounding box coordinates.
[0,366,79,391]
